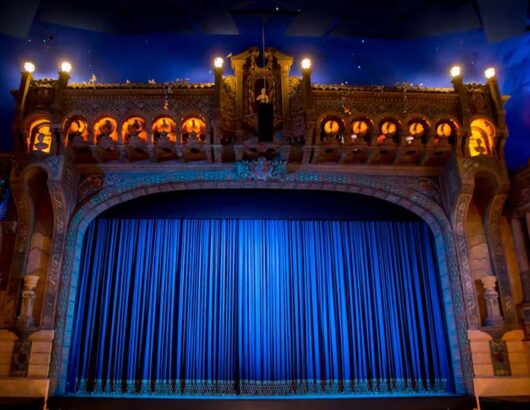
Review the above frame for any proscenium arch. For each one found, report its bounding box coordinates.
[49,180,469,395]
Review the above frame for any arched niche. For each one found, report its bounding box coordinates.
[465,171,498,326]
[152,116,177,143]
[319,115,344,144]
[469,118,496,157]
[22,167,54,326]
[248,73,276,115]
[406,117,431,145]
[181,116,206,143]
[93,117,118,144]
[350,117,372,145]
[377,118,400,145]
[122,117,147,144]
[64,116,89,146]
[434,118,459,146]
[27,118,53,154]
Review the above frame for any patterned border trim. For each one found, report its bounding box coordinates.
[73,378,448,396]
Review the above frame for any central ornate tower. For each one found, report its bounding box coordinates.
[229,47,293,142]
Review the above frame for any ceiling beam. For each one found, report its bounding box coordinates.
[475,0,528,42]
[0,0,40,37]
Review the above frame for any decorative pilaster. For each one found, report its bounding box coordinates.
[16,275,39,329]
[232,60,245,136]
[481,275,504,327]
[510,216,530,301]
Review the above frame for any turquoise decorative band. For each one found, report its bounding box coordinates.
[76,377,447,395]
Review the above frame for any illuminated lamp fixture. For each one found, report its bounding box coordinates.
[484,67,495,79]
[301,58,311,70]
[214,57,224,68]
[351,134,357,142]
[60,61,72,73]
[23,62,35,73]
[405,135,414,144]
[450,65,462,78]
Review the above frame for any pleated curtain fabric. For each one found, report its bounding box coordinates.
[67,218,452,396]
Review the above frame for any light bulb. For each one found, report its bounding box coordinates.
[60,61,72,73]
[450,65,462,78]
[214,57,224,68]
[484,67,495,79]
[23,62,35,73]
[301,58,311,70]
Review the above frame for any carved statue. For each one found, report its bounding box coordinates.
[126,119,144,144]
[472,137,488,156]
[256,88,269,104]
[154,119,171,143]
[97,119,115,145]
[68,120,85,144]
[248,48,259,71]
[16,275,39,328]
[101,120,114,136]
[264,50,274,70]
[34,132,49,152]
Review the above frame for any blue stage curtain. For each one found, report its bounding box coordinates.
[67,219,453,396]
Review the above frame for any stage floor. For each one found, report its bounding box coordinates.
[4,395,480,410]
[4,395,529,409]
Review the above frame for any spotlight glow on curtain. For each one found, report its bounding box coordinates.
[67,218,452,396]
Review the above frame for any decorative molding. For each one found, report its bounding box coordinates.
[78,175,105,203]
[453,193,481,329]
[235,158,288,181]
[10,339,32,377]
[485,194,517,327]
[490,340,511,376]
[41,180,68,328]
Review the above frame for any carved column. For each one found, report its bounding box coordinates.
[515,213,530,338]
[16,274,39,328]
[451,74,472,154]
[212,63,223,146]
[6,177,33,329]
[452,191,482,329]
[481,275,504,327]
[485,194,517,327]
[13,70,33,158]
[301,62,315,147]
[511,216,530,302]
[233,61,245,136]
[52,70,70,154]
[279,63,290,121]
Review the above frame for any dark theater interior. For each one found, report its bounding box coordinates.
[0,1,529,409]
